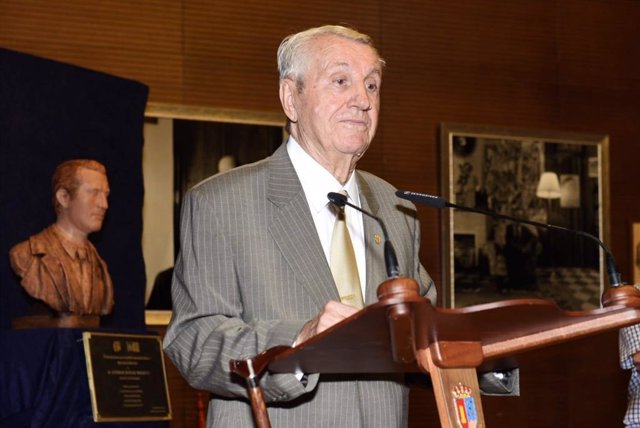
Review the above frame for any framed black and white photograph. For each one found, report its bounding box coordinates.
[440,123,610,310]
[142,103,285,319]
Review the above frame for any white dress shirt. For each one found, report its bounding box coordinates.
[287,137,366,298]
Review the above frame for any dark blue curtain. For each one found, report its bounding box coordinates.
[0,48,149,330]
[0,329,168,427]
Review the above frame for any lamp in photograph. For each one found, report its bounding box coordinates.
[536,172,561,200]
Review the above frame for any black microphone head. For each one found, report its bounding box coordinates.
[395,190,447,209]
[327,192,347,207]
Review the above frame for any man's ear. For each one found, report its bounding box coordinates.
[279,79,298,124]
[55,188,71,209]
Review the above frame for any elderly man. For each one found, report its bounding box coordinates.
[163,25,435,427]
[10,159,113,317]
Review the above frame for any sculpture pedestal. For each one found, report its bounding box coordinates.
[12,313,100,329]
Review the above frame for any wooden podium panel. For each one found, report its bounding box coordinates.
[230,278,640,428]
[408,329,629,427]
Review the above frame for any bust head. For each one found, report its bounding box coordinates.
[52,159,110,241]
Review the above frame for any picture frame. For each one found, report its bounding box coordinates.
[632,222,640,285]
[142,102,285,319]
[440,123,610,309]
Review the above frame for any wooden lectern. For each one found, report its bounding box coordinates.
[230,277,640,427]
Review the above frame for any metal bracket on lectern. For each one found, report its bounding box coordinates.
[229,346,290,428]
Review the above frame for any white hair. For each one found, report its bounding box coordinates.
[277,25,385,84]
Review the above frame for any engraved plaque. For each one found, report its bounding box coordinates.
[83,332,172,422]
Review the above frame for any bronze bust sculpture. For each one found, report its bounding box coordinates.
[9,159,114,327]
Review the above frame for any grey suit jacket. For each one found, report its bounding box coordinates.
[163,143,435,427]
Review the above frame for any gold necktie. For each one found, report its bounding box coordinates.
[329,195,364,309]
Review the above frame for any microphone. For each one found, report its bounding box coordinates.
[395,190,623,288]
[327,192,400,278]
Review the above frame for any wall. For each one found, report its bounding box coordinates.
[2,1,640,426]
[2,1,638,287]
[142,117,174,302]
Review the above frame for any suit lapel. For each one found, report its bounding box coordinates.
[357,173,387,305]
[267,145,339,307]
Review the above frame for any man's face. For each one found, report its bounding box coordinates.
[288,35,382,164]
[64,168,110,235]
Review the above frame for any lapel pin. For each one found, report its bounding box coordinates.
[374,234,382,245]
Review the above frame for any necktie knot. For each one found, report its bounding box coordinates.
[76,247,88,261]
[329,190,348,217]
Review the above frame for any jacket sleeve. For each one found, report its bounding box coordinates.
[162,189,318,403]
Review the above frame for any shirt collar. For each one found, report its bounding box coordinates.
[51,224,88,261]
[287,137,360,214]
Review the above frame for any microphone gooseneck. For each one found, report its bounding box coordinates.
[328,192,400,278]
[395,190,623,288]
